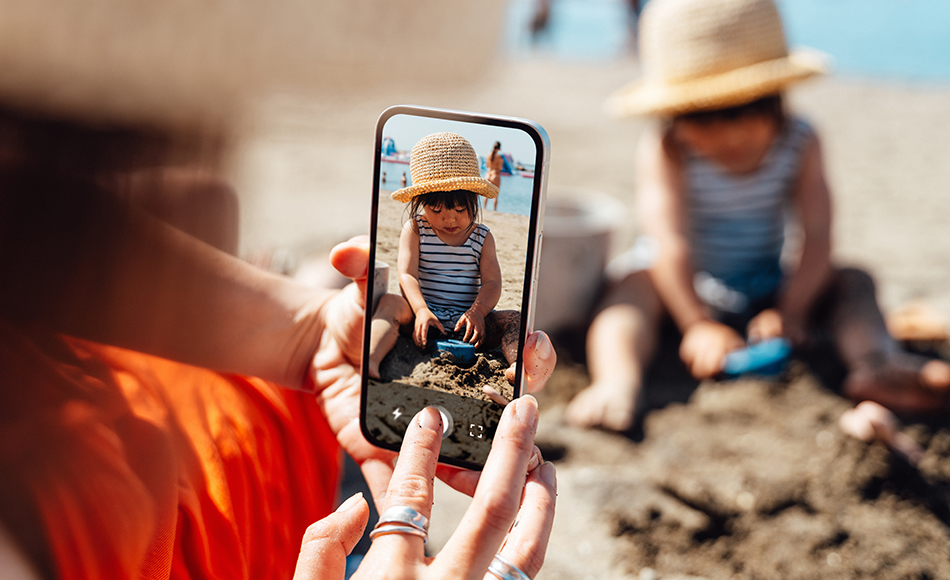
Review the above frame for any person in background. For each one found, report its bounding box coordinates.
[484,141,504,211]
[0,0,557,578]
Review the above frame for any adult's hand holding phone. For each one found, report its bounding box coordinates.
[312,237,556,502]
[293,401,556,580]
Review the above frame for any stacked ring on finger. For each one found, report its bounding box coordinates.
[487,553,531,580]
[368,505,429,544]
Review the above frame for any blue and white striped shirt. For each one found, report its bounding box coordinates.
[415,215,488,326]
[685,117,814,304]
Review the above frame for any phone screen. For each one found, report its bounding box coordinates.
[360,106,548,469]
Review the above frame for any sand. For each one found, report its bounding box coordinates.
[230,55,950,579]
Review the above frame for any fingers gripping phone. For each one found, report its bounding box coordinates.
[360,105,549,470]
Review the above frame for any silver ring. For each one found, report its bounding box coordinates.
[487,553,530,580]
[367,525,428,544]
[375,505,430,532]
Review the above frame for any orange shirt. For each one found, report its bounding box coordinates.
[0,321,339,579]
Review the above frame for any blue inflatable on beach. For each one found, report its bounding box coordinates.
[436,339,476,365]
[722,338,792,378]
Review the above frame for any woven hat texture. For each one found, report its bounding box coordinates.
[0,0,505,131]
[606,0,827,117]
[391,132,499,203]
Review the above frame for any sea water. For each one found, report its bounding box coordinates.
[506,0,950,82]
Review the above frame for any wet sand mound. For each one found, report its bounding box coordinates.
[379,334,513,402]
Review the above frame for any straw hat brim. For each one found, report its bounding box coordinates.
[391,176,499,203]
[605,49,828,117]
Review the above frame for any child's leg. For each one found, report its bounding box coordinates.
[484,310,521,378]
[566,270,662,432]
[367,294,413,379]
[822,267,950,413]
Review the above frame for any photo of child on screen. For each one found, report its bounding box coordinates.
[368,132,521,388]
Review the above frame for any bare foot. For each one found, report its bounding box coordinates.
[565,379,643,432]
[843,353,950,414]
[839,400,925,465]
[367,360,381,380]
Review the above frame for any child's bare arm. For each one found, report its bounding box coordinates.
[640,129,744,377]
[639,129,710,331]
[778,133,833,341]
[456,231,502,345]
[397,220,444,344]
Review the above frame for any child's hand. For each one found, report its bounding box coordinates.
[413,308,445,348]
[747,308,808,346]
[680,320,745,379]
[746,308,783,343]
[455,309,486,347]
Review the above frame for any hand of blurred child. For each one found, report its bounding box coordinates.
[747,308,783,343]
[680,319,746,379]
[413,308,445,348]
[747,308,808,347]
[455,308,486,347]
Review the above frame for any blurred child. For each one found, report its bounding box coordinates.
[368,132,521,383]
[566,0,950,432]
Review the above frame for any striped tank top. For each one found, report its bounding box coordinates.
[685,117,814,310]
[415,214,488,326]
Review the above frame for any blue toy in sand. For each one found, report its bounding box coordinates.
[722,338,792,378]
[436,339,476,365]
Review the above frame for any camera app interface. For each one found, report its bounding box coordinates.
[364,113,541,465]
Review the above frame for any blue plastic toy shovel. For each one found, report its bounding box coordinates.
[436,339,476,365]
[722,338,792,378]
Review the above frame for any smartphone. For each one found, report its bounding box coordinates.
[360,105,549,470]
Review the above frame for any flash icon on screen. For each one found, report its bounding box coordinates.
[392,407,403,420]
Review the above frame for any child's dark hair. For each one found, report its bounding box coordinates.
[675,94,786,128]
[409,189,481,224]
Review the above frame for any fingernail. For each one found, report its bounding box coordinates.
[526,445,544,473]
[538,462,557,489]
[418,407,443,433]
[535,332,553,360]
[335,492,363,513]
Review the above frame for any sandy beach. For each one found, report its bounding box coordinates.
[230,55,950,579]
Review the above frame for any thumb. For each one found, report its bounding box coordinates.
[293,493,370,580]
[329,236,370,297]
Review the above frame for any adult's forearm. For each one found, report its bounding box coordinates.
[52,206,327,387]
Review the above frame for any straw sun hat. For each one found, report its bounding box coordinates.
[606,0,828,117]
[391,132,499,203]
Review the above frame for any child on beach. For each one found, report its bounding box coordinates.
[566,0,950,432]
[368,132,521,386]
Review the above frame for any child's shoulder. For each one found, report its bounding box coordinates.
[471,222,490,241]
[786,115,818,144]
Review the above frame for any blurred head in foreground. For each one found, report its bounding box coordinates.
[0,0,506,320]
